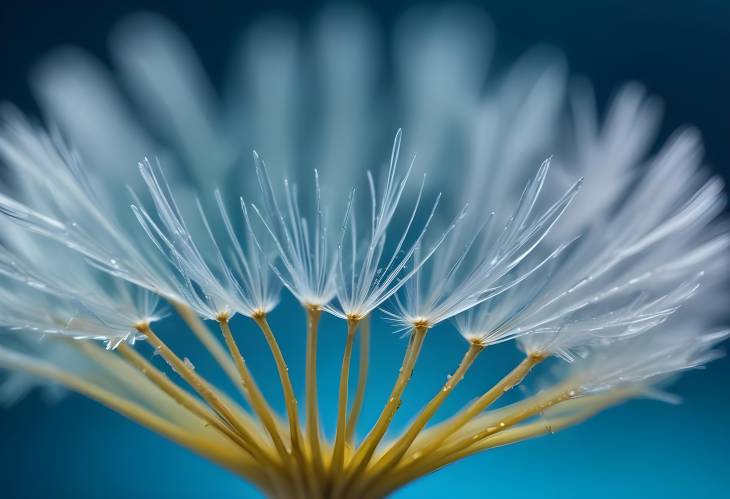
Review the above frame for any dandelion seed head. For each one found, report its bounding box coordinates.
[0,6,727,494]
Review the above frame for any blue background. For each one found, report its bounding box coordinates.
[1,1,729,498]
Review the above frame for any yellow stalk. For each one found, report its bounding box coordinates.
[362,339,484,486]
[136,324,274,461]
[252,313,313,496]
[253,314,306,452]
[329,317,360,488]
[216,318,291,462]
[68,339,197,426]
[377,389,633,497]
[305,306,326,486]
[372,407,599,498]
[165,309,269,431]
[459,390,629,456]
[415,385,576,477]
[115,342,258,453]
[0,348,264,484]
[171,301,244,389]
[346,315,370,443]
[411,353,544,461]
[340,324,428,496]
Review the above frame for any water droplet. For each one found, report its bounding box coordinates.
[184,357,195,370]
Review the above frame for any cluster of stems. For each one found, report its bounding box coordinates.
[1,304,625,498]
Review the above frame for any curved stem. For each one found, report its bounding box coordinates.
[115,342,257,454]
[172,302,243,390]
[67,339,196,426]
[388,383,575,492]
[411,354,544,462]
[436,388,574,460]
[346,315,370,443]
[329,318,360,488]
[253,314,312,496]
[0,346,263,483]
[341,325,428,496]
[305,306,326,486]
[217,319,290,459]
[365,340,484,484]
[373,404,600,498]
[217,318,304,497]
[378,388,634,498]
[138,324,266,450]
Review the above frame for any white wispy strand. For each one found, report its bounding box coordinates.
[0,116,161,346]
[0,278,153,347]
[327,130,452,320]
[546,82,663,242]
[392,158,582,332]
[498,128,726,361]
[570,327,730,396]
[0,227,160,344]
[250,153,336,308]
[0,111,180,304]
[132,158,280,319]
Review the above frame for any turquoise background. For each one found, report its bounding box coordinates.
[1,1,729,497]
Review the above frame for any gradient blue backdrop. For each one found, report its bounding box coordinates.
[1,1,729,498]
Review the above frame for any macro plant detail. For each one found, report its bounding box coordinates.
[1,5,729,499]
